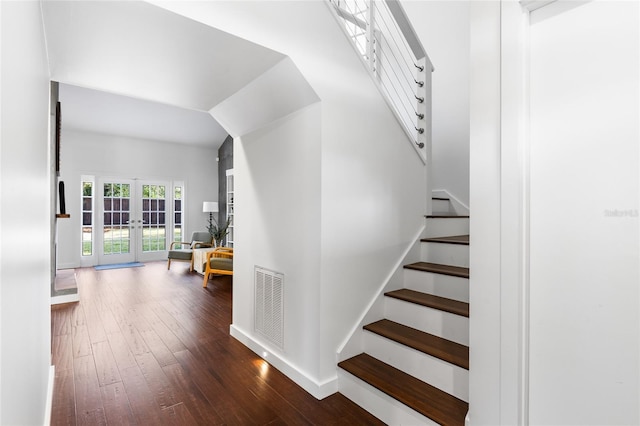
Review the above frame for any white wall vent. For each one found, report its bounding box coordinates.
[254,266,284,350]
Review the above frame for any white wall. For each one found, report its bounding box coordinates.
[0,2,52,424]
[233,104,323,386]
[57,129,219,268]
[470,1,640,424]
[468,2,502,424]
[154,0,427,396]
[404,1,470,208]
[319,74,426,381]
[528,1,639,423]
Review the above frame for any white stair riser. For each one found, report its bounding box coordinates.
[404,269,469,303]
[364,331,469,402]
[338,370,439,425]
[384,298,469,346]
[425,218,469,237]
[421,242,469,267]
[432,199,452,214]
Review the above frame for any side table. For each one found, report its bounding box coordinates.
[193,247,216,275]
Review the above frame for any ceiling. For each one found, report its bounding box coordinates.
[59,83,228,147]
[42,0,287,148]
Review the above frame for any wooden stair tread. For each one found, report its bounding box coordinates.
[426,214,470,219]
[421,235,469,245]
[339,353,468,426]
[364,319,469,369]
[432,197,450,201]
[385,289,469,317]
[404,262,469,279]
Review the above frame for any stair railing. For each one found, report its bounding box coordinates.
[327,0,433,161]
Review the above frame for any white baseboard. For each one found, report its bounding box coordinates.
[432,189,470,216]
[44,365,55,426]
[56,263,78,270]
[51,292,79,305]
[229,324,338,399]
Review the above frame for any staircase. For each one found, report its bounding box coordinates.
[338,197,470,425]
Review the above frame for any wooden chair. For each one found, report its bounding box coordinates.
[203,247,233,287]
[167,231,212,271]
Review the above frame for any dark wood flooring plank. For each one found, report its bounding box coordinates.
[139,306,188,354]
[161,402,199,425]
[162,362,225,425]
[82,299,108,344]
[120,364,166,425]
[96,307,121,335]
[126,304,155,333]
[52,308,72,336]
[149,303,211,360]
[198,340,309,425]
[52,333,74,372]
[50,367,76,426]
[91,340,121,387]
[73,355,107,425]
[161,298,198,320]
[72,325,92,358]
[174,349,256,424]
[105,331,138,371]
[99,381,136,426]
[322,393,386,425]
[135,351,180,410]
[169,311,214,343]
[68,303,87,327]
[138,326,178,367]
[235,360,314,425]
[113,308,151,356]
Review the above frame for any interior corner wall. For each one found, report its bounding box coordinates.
[217,134,233,236]
[403,1,470,208]
[232,104,322,383]
[0,2,52,424]
[56,129,219,267]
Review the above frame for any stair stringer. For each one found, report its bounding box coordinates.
[432,189,470,216]
[336,225,424,364]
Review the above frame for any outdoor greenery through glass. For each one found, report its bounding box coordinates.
[103,182,131,255]
[82,181,93,256]
[174,185,182,243]
[141,184,166,252]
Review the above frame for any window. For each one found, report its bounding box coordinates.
[173,185,183,243]
[103,182,131,254]
[141,184,166,252]
[81,180,94,256]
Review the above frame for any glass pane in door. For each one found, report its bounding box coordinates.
[141,184,166,252]
[103,182,131,255]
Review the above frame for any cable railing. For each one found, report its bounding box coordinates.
[328,0,432,158]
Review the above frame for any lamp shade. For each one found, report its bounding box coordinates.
[203,201,218,213]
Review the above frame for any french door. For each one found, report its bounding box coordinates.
[98,178,171,265]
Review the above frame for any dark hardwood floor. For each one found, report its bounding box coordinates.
[51,261,384,425]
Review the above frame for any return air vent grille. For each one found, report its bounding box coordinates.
[254,266,284,350]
